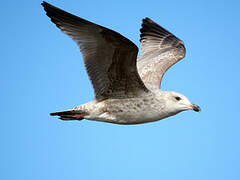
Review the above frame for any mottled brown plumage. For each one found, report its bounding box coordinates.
[42,2,200,124]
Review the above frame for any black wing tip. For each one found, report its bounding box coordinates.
[140,17,183,44]
[140,17,171,35]
[142,17,155,24]
[141,17,161,28]
[41,1,58,17]
[41,1,63,15]
[41,1,52,9]
[41,1,53,7]
[41,1,47,5]
[41,1,78,29]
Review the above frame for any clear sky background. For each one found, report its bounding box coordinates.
[1,0,240,179]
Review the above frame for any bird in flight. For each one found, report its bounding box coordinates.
[42,1,200,125]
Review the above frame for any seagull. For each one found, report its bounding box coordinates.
[42,1,201,125]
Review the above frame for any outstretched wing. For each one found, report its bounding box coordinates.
[42,2,148,100]
[137,18,186,90]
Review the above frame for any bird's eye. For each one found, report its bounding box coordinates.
[175,96,181,101]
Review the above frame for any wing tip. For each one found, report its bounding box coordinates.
[41,1,52,9]
[41,1,46,6]
[41,1,54,8]
[139,17,184,45]
[140,17,171,38]
[142,17,155,24]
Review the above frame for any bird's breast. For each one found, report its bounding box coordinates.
[93,95,167,124]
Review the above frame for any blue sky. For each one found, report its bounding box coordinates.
[1,0,240,179]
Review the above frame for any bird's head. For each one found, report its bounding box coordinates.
[164,91,201,115]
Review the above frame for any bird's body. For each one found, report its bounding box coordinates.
[69,91,169,124]
[42,1,200,125]
[51,89,195,125]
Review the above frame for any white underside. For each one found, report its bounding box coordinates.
[79,93,176,124]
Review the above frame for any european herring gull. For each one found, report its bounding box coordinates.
[42,2,200,125]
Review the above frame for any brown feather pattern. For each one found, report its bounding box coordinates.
[42,2,148,100]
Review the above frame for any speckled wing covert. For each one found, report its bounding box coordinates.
[137,18,186,90]
[42,2,148,100]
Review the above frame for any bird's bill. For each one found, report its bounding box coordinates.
[190,104,201,112]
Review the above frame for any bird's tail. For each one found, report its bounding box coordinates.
[50,110,87,120]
